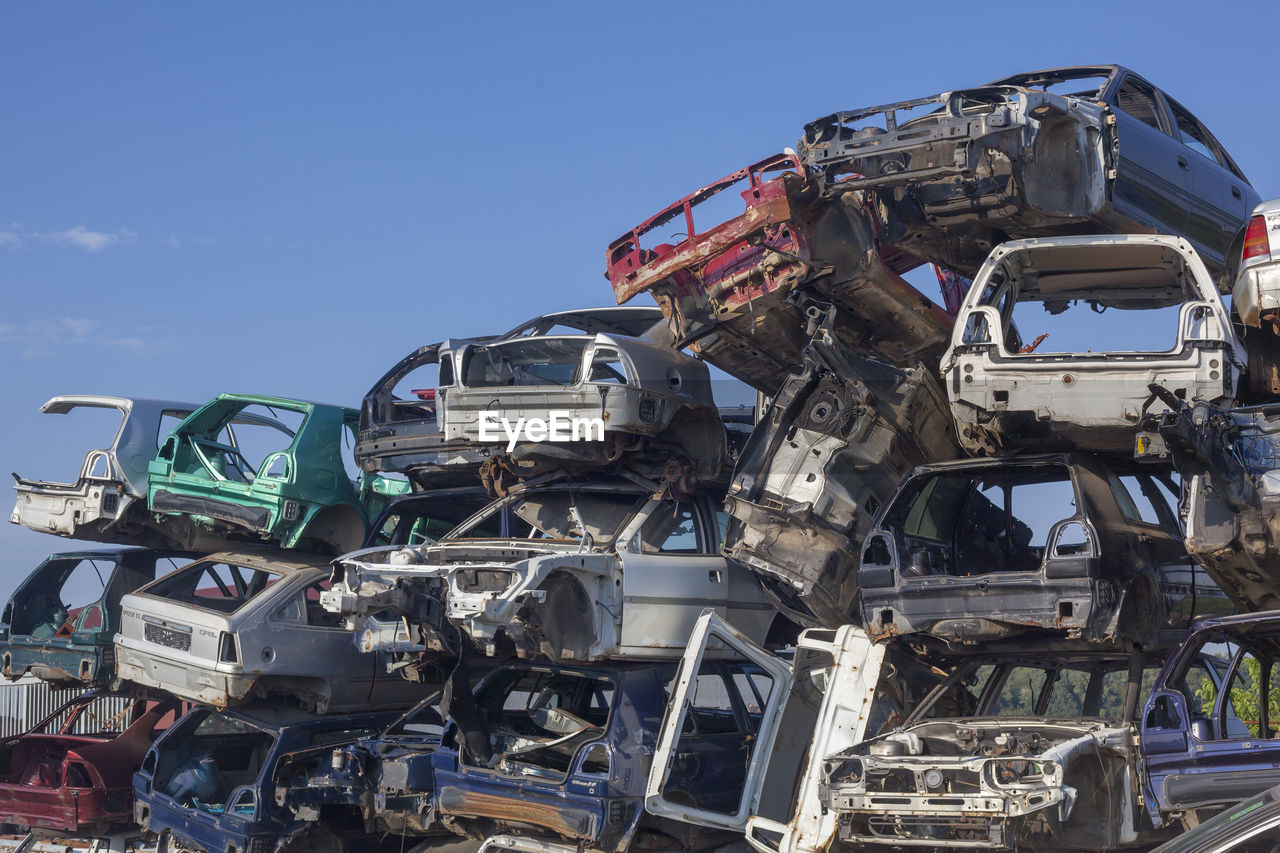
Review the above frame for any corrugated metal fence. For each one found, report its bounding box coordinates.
[0,675,130,736]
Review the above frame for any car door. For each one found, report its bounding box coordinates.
[619,499,737,653]
[1106,72,1191,238]
[1162,95,1254,267]
[647,611,884,853]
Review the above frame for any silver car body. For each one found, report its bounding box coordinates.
[646,611,883,853]
[437,330,726,486]
[354,307,665,488]
[115,548,423,712]
[10,396,198,547]
[940,235,1244,454]
[324,484,779,662]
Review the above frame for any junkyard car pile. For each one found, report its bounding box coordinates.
[6,63,1280,853]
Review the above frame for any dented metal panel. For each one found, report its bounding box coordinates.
[723,303,959,627]
[606,153,954,394]
[1137,401,1280,613]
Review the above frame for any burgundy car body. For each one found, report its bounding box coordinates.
[605,153,954,393]
[0,691,178,834]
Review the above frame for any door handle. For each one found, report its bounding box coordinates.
[1232,186,1243,200]
[708,570,722,583]
[1177,156,1190,170]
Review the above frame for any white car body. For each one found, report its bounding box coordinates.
[940,235,1244,454]
[1233,198,1280,328]
[646,611,884,853]
[11,396,198,546]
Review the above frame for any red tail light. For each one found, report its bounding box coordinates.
[1244,215,1270,261]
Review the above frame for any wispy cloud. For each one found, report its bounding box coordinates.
[3,317,172,358]
[0,224,136,252]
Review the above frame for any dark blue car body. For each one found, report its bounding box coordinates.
[431,659,766,853]
[1141,611,1280,828]
[132,703,398,853]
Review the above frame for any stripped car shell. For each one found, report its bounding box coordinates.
[442,330,725,492]
[355,307,664,490]
[324,481,781,664]
[1,548,191,686]
[435,657,769,853]
[1136,401,1280,613]
[0,691,179,836]
[606,153,954,394]
[115,548,425,713]
[819,651,1169,850]
[799,66,1259,279]
[860,453,1227,649]
[148,393,406,554]
[723,303,959,627]
[10,396,201,548]
[132,703,397,853]
[940,235,1243,455]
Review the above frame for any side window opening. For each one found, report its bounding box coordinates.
[19,558,114,638]
[640,501,704,554]
[588,349,628,385]
[1114,79,1166,133]
[304,580,341,628]
[390,361,440,423]
[1167,99,1225,167]
[663,659,776,815]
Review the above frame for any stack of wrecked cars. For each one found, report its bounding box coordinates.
[4,61,1280,853]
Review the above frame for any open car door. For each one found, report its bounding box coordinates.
[646,610,883,853]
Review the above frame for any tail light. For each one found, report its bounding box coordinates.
[1244,215,1270,261]
[218,632,239,663]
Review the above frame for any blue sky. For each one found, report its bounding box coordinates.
[2,0,1279,601]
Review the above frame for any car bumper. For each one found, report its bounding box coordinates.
[115,642,254,707]
[1234,262,1280,328]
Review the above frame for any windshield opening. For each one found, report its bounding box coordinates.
[445,489,645,545]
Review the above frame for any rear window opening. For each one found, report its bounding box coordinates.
[461,339,588,388]
[156,712,274,812]
[141,560,281,614]
[33,405,126,486]
[468,669,618,781]
[977,243,1207,354]
[11,556,115,638]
